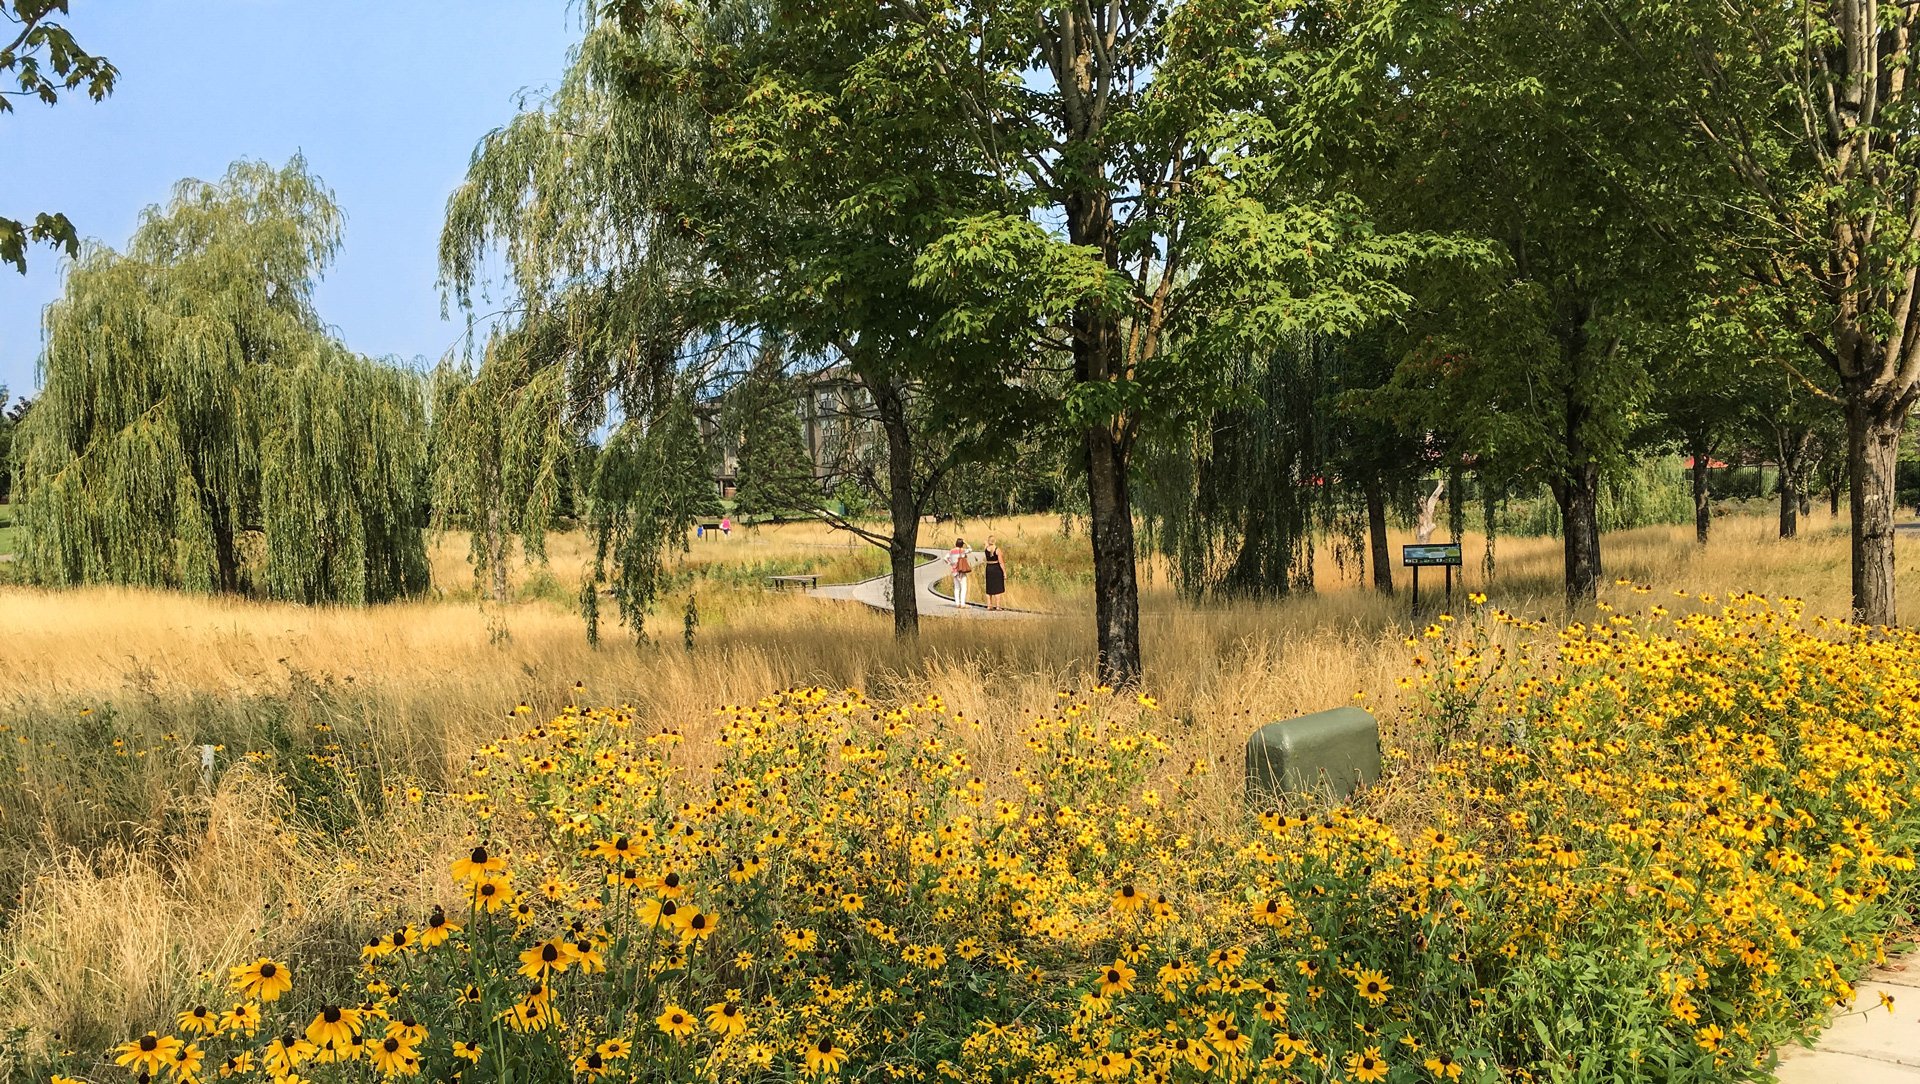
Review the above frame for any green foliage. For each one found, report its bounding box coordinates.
[10,158,429,603]
[582,390,715,644]
[1497,459,1697,538]
[2,1,117,272]
[726,360,817,521]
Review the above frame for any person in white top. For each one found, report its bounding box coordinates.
[944,538,975,608]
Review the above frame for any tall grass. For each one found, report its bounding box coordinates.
[0,513,1913,1059]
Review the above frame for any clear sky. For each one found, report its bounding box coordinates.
[0,1,581,400]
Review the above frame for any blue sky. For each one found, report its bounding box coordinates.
[0,1,580,400]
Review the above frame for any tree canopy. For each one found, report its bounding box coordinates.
[10,157,430,603]
[2,0,116,272]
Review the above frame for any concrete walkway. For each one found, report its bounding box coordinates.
[1777,956,1920,1082]
[808,547,1035,619]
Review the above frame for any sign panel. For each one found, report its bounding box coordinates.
[1402,543,1463,567]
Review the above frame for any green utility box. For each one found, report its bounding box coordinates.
[1245,707,1381,803]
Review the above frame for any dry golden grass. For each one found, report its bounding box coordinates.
[1,511,1915,1057]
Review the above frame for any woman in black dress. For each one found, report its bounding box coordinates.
[982,536,1008,610]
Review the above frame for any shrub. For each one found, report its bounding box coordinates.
[69,594,1919,1084]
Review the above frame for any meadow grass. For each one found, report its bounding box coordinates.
[0,512,1914,1060]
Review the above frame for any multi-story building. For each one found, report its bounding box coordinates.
[700,366,879,499]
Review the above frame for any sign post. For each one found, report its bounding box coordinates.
[1402,543,1464,611]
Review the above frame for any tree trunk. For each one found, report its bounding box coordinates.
[1364,474,1393,594]
[1689,435,1711,545]
[1778,470,1798,538]
[1060,105,1142,685]
[1830,481,1842,517]
[1085,424,1142,685]
[1555,464,1601,605]
[487,505,510,602]
[1845,393,1903,625]
[874,380,921,641]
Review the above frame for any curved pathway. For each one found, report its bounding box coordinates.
[808,548,1036,619]
[1777,955,1920,1082]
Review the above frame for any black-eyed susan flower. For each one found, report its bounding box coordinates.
[1110,884,1145,914]
[167,1042,205,1083]
[367,1035,418,1076]
[419,906,459,948]
[304,1005,363,1050]
[176,1006,217,1036]
[1354,967,1393,1005]
[656,1004,695,1040]
[706,1000,746,1040]
[803,1035,848,1076]
[1425,1052,1464,1079]
[216,1051,254,1078]
[388,1018,427,1045]
[516,938,573,979]
[115,1033,182,1076]
[450,845,506,884]
[1096,960,1136,998]
[680,908,718,945]
[572,1051,610,1078]
[1347,1046,1389,1082]
[471,874,513,912]
[595,1038,630,1060]
[228,958,292,1002]
[262,1034,315,1077]
[452,1041,481,1062]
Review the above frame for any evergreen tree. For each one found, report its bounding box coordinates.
[728,359,819,522]
[11,157,429,603]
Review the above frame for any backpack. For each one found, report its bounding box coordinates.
[954,552,972,574]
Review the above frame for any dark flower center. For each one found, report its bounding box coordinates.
[258,963,277,978]
[383,1038,400,1053]
[470,846,488,864]
[818,1038,834,1054]
[1106,969,1121,984]
[322,1007,341,1023]
[542,944,559,962]
[139,1036,158,1051]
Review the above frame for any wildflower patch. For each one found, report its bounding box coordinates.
[78,595,1920,1083]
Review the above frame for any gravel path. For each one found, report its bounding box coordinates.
[808,547,1037,619]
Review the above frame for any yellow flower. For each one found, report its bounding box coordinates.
[227,958,292,1002]
[1354,967,1393,1006]
[516,938,574,979]
[706,1000,747,1040]
[367,1035,419,1077]
[1111,884,1146,914]
[1096,960,1136,998]
[1425,1052,1464,1079]
[116,1033,182,1076]
[452,1041,482,1062]
[176,1006,218,1036]
[572,1051,611,1078]
[656,1004,696,1040]
[1091,1050,1134,1079]
[304,1005,363,1050]
[419,906,460,947]
[449,845,506,884]
[471,874,514,913]
[1347,1046,1389,1082]
[219,1003,260,1037]
[262,1034,316,1077]
[804,1035,848,1076]
[680,908,719,945]
[166,1042,205,1083]
[596,1038,631,1060]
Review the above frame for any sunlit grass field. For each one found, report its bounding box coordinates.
[0,511,1915,1067]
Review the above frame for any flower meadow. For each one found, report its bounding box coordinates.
[74,593,1920,1084]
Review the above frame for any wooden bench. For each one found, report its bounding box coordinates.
[766,574,818,590]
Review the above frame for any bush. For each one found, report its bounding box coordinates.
[68,596,1920,1084]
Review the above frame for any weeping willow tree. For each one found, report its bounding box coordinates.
[1140,333,1375,600]
[437,11,726,640]
[10,157,429,603]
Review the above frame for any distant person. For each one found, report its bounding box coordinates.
[982,536,1008,610]
[944,537,975,608]
[720,514,733,537]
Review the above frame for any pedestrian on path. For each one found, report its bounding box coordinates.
[720,514,733,537]
[982,536,1008,610]
[944,538,975,608]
